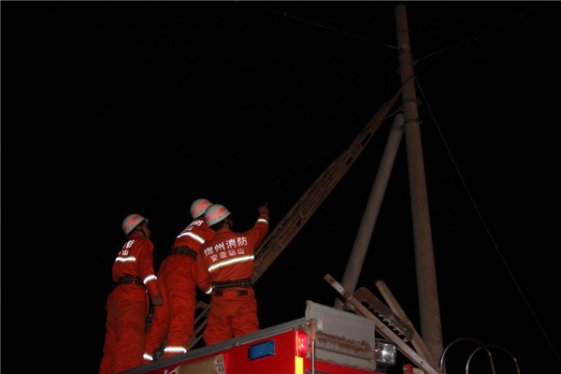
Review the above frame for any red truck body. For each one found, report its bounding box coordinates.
[123,301,395,374]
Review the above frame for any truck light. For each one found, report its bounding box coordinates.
[248,340,275,360]
[296,330,308,357]
[375,341,397,367]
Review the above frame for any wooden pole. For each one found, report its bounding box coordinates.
[395,4,444,364]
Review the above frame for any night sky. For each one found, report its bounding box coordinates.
[3,2,561,373]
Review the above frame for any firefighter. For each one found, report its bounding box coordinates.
[143,198,216,362]
[198,202,270,346]
[99,214,163,374]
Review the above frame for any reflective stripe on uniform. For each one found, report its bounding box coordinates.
[257,218,269,224]
[164,346,187,354]
[115,256,137,263]
[143,274,157,284]
[208,255,254,273]
[177,231,205,244]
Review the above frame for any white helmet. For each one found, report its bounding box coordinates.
[205,204,231,226]
[122,213,148,235]
[190,198,212,219]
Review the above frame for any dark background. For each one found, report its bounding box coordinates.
[3,2,561,373]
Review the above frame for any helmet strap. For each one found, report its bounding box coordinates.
[135,222,147,237]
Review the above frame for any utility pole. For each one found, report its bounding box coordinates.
[395,4,443,366]
[334,113,404,310]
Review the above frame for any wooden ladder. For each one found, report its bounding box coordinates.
[325,274,442,374]
[188,91,401,350]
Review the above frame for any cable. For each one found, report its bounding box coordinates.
[415,77,561,366]
[415,6,545,68]
[250,5,398,51]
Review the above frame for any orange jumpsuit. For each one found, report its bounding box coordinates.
[99,232,160,374]
[143,218,215,360]
[198,214,269,346]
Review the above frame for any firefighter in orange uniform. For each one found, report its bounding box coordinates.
[99,214,163,374]
[143,198,216,362]
[197,202,270,346]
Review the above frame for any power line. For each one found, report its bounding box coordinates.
[249,4,398,51]
[415,77,561,366]
[415,6,545,68]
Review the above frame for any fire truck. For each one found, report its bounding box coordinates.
[123,91,444,374]
[124,301,399,374]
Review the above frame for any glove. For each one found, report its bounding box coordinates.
[258,202,269,216]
